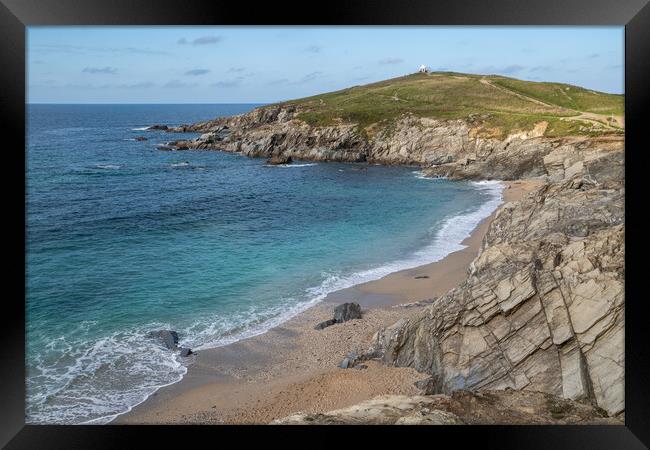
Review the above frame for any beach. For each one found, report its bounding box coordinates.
[114,179,540,424]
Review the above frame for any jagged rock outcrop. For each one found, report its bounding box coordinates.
[424,133,623,182]
[164,106,369,163]
[367,142,625,416]
[272,389,619,425]
[158,105,623,180]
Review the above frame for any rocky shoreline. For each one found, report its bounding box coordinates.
[149,104,621,179]
[141,104,624,424]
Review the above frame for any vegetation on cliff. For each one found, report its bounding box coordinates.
[274,72,624,139]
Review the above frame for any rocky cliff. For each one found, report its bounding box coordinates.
[159,104,621,181]
[368,140,625,417]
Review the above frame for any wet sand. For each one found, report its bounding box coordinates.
[115,179,541,424]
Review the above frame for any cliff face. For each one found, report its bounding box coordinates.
[369,142,625,416]
[162,106,620,180]
[164,106,368,162]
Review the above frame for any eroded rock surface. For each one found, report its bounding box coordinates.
[272,389,619,425]
[368,143,625,416]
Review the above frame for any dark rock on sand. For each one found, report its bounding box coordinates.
[179,347,193,357]
[315,302,362,330]
[333,302,362,323]
[148,330,179,350]
[266,155,292,165]
[314,319,337,330]
[353,364,368,370]
[414,275,429,279]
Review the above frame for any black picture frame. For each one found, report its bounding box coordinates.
[2,0,648,447]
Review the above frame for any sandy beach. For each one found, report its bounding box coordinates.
[115,179,541,424]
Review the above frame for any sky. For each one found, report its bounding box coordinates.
[27,26,624,104]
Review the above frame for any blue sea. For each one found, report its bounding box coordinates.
[26,104,503,424]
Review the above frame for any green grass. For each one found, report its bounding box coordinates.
[267,72,624,139]
[491,77,624,116]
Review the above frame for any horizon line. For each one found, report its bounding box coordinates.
[26,102,272,105]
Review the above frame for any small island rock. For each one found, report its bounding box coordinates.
[266,155,292,165]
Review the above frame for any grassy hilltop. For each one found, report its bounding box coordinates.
[275,72,624,139]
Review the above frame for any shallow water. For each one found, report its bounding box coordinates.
[26,104,503,424]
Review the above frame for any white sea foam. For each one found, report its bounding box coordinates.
[27,321,187,425]
[265,163,318,168]
[412,169,446,180]
[279,163,317,167]
[94,164,122,170]
[296,180,504,300]
[131,127,149,131]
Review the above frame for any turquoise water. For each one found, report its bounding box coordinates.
[26,104,503,424]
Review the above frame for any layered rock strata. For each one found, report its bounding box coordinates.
[369,143,625,417]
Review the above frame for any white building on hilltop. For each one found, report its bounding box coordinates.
[418,64,429,73]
